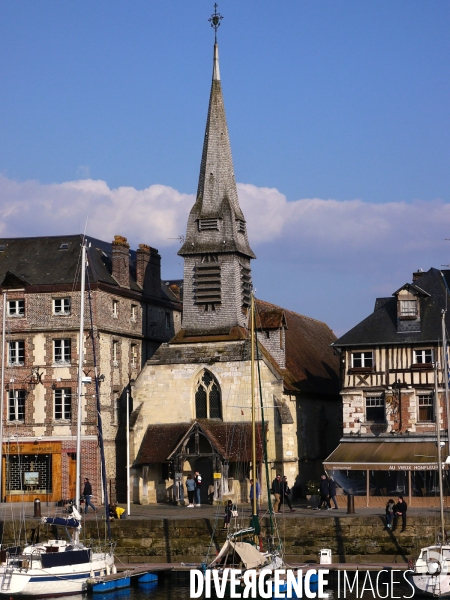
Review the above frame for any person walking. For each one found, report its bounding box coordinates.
[82,478,97,514]
[194,471,202,506]
[393,496,407,532]
[385,498,395,529]
[317,475,330,510]
[280,476,295,512]
[272,474,282,513]
[186,474,196,507]
[328,477,338,509]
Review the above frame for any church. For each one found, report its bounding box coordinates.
[129,35,341,505]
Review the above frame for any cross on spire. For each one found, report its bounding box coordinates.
[208,3,223,43]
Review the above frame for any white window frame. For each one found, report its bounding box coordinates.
[418,393,434,423]
[113,341,119,366]
[414,349,433,364]
[365,395,385,423]
[8,341,25,366]
[7,299,25,318]
[399,299,418,317]
[53,339,71,365]
[54,388,72,420]
[130,344,138,368]
[8,389,25,422]
[112,300,118,318]
[351,351,374,368]
[53,297,71,315]
[131,304,137,322]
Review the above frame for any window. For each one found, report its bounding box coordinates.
[236,219,246,233]
[165,312,171,330]
[8,390,25,422]
[195,370,222,419]
[53,298,71,315]
[414,349,433,364]
[418,394,434,422]
[54,339,71,364]
[112,300,118,318]
[8,341,24,366]
[54,388,72,420]
[365,396,385,422]
[7,299,24,317]
[113,341,119,366]
[131,344,137,368]
[198,218,219,231]
[131,304,137,322]
[399,299,418,317]
[352,352,373,368]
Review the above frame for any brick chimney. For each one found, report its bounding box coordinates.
[136,244,161,297]
[111,235,130,289]
[413,268,424,281]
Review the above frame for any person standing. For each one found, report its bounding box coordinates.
[249,478,261,511]
[328,477,338,509]
[223,499,236,529]
[272,474,282,513]
[186,474,195,507]
[317,475,330,510]
[281,476,295,512]
[82,478,97,514]
[194,471,202,507]
[393,496,407,532]
[385,499,395,529]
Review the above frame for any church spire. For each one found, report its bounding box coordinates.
[178,9,255,335]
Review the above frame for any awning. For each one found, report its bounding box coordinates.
[324,441,449,471]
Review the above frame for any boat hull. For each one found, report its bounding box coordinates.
[408,572,450,597]
[0,552,114,597]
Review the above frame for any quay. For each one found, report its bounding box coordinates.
[0,501,447,565]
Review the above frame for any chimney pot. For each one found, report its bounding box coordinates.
[111,235,130,289]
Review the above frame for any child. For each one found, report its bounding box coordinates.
[223,500,236,529]
[385,499,395,529]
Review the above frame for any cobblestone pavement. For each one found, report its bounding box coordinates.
[0,500,445,521]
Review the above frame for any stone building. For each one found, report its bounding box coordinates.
[130,41,340,505]
[325,267,450,507]
[0,234,181,503]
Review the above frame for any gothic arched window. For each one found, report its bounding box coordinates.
[195,370,222,420]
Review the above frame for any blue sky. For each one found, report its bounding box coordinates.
[0,1,449,336]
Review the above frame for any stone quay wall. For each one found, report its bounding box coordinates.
[0,516,445,564]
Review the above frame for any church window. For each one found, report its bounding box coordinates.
[240,263,251,307]
[236,219,246,233]
[195,258,221,308]
[195,370,222,420]
[198,219,219,231]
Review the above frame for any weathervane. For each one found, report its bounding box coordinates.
[208,3,223,43]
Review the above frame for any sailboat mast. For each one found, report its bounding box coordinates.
[434,360,446,542]
[442,310,450,448]
[75,241,87,512]
[0,291,6,503]
[250,292,258,521]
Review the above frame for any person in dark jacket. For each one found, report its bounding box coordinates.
[328,477,338,509]
[317,475,330,510]
[393,496,407,532]
[82,478,96,514]
[385,499,395,529]
[280,476,295,512]
[272,474,282,513]
[223,500,236,529]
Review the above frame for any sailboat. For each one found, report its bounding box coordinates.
[0,240,115,597]
[408,320,450,597]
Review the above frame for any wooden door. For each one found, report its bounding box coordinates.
[68,453,77,500]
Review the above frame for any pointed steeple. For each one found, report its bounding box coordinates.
[178,33,255,336]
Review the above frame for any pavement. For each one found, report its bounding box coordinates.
[0,500,445,521]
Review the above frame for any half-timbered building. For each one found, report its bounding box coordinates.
[326,267,450,506]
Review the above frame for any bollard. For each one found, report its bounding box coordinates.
[34,498,41,518]
[347,493,355,514]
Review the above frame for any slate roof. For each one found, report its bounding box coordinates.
[333,268,450,347]
[255,300,340,396]
[134,420,265,465]
[0,234,177,302]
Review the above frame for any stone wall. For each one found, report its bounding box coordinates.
[0,516,441,564]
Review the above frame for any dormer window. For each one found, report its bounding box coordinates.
[198,219,219,231]
[399,299,418,317]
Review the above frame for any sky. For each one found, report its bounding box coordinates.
[0,1,449,337]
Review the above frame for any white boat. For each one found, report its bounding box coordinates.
[408,317,450,597]
[0,240,115,597]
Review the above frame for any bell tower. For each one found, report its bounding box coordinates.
[178,6,255,335]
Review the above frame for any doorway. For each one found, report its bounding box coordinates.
[194,457,213,504]
[68,453,76,500]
